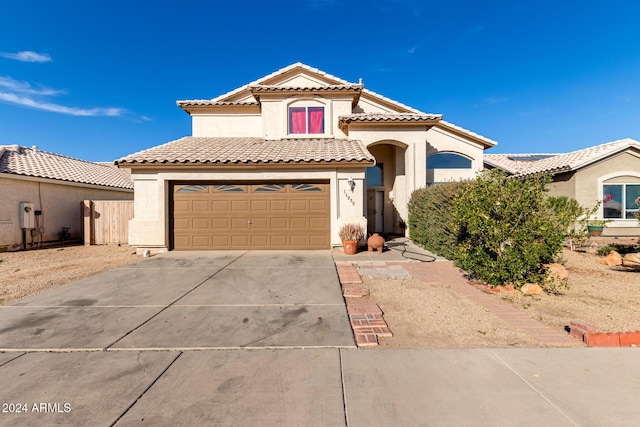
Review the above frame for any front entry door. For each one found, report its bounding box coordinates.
[367,189,384,234]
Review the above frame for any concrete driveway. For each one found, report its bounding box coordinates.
[0,250,355,350]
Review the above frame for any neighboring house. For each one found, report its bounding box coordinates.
[0,145,134,251]
[117,63,496,252]
[484,138,640,236]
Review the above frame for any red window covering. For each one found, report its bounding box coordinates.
[289,107,306,134]
[308,107,324,134]
[289,106,324,134]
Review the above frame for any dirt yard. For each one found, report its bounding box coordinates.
[347,244,640,349]
[1,243,639,349]
[0,245,140,305]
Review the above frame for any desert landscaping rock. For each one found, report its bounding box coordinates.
[600,250,623,266]
[520,283,544,295]
[622,253,640,270]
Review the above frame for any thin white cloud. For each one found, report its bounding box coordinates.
[0,50,52,63]
[0,76,65,96]
[408,45,418,54]
[0,91,125,117]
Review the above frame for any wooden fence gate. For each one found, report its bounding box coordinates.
[82,200,134,245]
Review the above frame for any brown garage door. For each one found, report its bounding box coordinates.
[172,182,330,250]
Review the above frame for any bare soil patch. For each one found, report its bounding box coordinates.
[498,248,640,334]
[0,245,141,305]
[346,245,640,348]
[348,277,540,349]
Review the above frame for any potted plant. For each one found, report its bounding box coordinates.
[338,223,364,255]
[587,219,608,236]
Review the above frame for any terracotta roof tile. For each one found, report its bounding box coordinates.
[339,113,442,125]
[0,145,133,189]
[116,137,375,165]
[249,84,363,93]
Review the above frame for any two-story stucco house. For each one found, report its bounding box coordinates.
[117,63,496,252]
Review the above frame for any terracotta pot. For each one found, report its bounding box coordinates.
[588,225,604,237]
[367,233,384,253]
[342,240,357,255]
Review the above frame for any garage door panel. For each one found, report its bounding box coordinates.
[251,200,269,212]
[231,218,250,229]
[192,200,210,211]
[290,200,308,211]
[270,235,288,247]
[309,200,328,211]
[173,182,329,250]
[211,218,229,229]
[270,217,287,228]
[231,200,249,212]
[174,218,190,230]
[211,201,230,211]
[231,235,250,247]
[309,217,329,229]
[270,200,287,211]
[192,235,211,247]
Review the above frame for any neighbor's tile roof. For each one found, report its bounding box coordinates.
[485,138,640,176]
[116,137,375,165]
[0,145,133,189]
[483,154,559,174]
[339,113,443,125]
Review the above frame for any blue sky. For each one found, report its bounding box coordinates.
[1,0,639,161]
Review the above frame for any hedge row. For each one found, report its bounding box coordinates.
[408,180,469,260]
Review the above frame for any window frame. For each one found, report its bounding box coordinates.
[288,104,325,135]
[602,183,640,220]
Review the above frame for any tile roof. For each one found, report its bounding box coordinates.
[0,145,133,189]
[483,154,559,174]
[175,62,497,148]
[177,100,259,107]
[116,137,375,165]
[339,113,443,125]
[485,138,640,177]
[249,84,363,93]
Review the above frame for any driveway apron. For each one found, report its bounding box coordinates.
[0,250,354,351]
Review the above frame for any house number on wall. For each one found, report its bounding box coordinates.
[343,189,356,206]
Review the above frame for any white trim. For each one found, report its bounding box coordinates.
[597,171,640,221]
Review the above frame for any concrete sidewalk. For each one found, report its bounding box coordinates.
[1,348,639,425]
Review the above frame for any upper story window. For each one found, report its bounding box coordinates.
[289,105,324,135]
[427,152,472,169]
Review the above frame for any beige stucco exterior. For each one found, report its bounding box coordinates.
[548,150,640,236]
[0,175,133,251]
[125,64,495,251]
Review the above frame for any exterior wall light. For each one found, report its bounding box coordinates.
[347,177,356,191]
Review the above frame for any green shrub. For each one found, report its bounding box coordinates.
[408,181,469,259]
[451,169,580,288]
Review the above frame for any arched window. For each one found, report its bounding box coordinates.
[427,153,472,169]
[288,101,325,135]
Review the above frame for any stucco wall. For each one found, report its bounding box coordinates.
[192,114,262,137]
[0,175,133,251]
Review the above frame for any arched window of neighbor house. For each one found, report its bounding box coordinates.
[427,152,472,169]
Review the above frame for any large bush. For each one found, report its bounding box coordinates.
[408,181,469,259]
[452,169,581,288]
